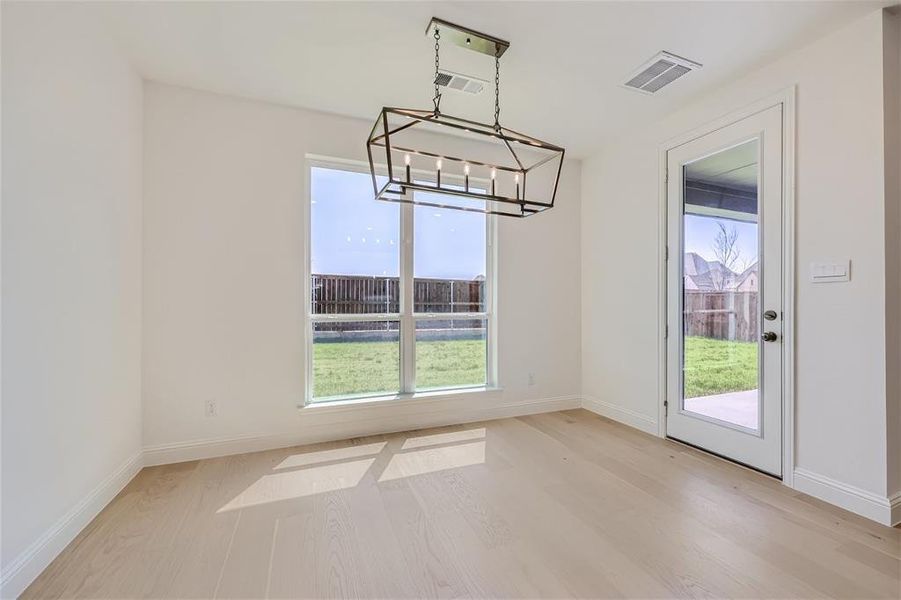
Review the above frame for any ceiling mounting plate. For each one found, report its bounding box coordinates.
[426,17,510,58]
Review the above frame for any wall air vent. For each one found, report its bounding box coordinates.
[434,69,487,95]
[624,51,702,94]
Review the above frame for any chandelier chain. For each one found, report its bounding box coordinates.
[494,48,501,130]
[432,26,441,115]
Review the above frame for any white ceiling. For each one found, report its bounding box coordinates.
[91,1,891,158]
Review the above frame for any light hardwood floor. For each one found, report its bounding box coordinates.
[24,410,900,599]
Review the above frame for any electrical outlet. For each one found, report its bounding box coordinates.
[205,399,218,417]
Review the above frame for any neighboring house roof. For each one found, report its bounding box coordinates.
[732,260,759,291]
[683,252,758,291]
[683,252,711,277]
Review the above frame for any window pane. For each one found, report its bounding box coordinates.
[312,321,399,400]
[311,167,399,314]
[413,190,486,313]
[415,318,487,390]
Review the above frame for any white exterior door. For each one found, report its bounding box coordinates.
[666,105,784,476]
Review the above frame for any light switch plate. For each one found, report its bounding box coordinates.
[810,260,850,283]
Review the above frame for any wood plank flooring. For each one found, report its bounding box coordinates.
[23,410,900,599]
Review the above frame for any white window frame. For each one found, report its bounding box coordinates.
[303,156,497,406]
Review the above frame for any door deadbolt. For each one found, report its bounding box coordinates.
[763,310,778,321]
[761,331,778,342]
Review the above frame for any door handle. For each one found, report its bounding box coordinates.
[761,331,778,342]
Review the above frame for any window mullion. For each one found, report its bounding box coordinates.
[413,313,489,321]
[487,214,497,388]
[400,196,415,393]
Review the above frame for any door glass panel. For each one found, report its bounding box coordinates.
[681,139,760,430]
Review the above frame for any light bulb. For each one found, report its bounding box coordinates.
[436,159,442,170]
[515,173,520,184]
[491,168,497,180]
[404,154,411,166]
[464,164,470,175]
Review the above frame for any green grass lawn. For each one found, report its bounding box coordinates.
[684,336,758,398]
[313,336,754,400]
[313,339,485,399]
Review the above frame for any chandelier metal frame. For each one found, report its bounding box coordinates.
[366,18,565,218]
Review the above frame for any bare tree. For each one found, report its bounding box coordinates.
[710,221,741,290]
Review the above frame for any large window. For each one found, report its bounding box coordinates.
[308,164,492,403]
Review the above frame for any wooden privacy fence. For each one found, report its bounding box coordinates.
[684,291,759,342]
[312,274,484,332]
[312,274,484,314]
[312,274,400,314]
[414,278,484,313]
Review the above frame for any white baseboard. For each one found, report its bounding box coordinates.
[144,395,581,466]
[581,395,658,436]
[0,451,144,599]
[793,468,898,526]
[890,491,901,526]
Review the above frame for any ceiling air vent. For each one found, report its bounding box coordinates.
[624,51,702,94]
[434,69,486,95]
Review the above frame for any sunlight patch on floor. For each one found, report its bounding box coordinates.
[401,427,486,450]
[219,457,377,511]
[219,429,490,511]
[274,441,387,470]
[379,441,486,482]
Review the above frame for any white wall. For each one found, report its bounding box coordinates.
[142,82,581,462]
[896,11,901,504]
[884,10,901,501]
[581,10,897,515]
[1,2,144,595]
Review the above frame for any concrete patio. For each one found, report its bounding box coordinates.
[684,389,759,430]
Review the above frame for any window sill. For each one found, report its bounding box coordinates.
[300,386,503,414]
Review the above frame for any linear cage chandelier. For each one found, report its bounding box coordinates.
[366,18,565,218]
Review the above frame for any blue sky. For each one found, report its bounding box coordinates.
[311,167,486,280]
[311,168,754,279]
[684,214,758,270]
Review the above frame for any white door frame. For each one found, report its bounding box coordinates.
[656,87,796,487]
